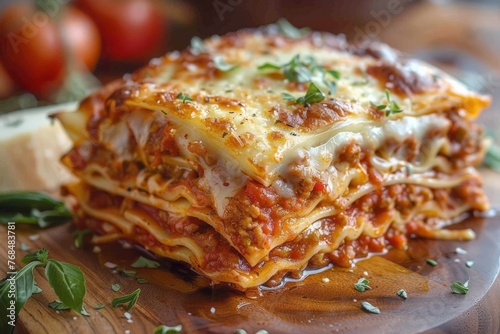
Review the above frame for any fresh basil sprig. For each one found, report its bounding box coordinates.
[0,248,87,334]
[0,191,72,228]
[371,90,404,116]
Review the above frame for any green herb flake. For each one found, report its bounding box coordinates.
[20,242,31,251]
[130,256,161,269]
[296,82,326,105]
[111,288,141,311]
[112,283,121,292]
[361,301,380,314]
[116,268,137,277]
[426,259,438,267]
[176,92,193,103]
[354,278,372,292]
[213,56,238,72]
[72,229,91,249]
[94,304,105,310]
[396,289,408,299]
[465,261,475,268]
[371,90,404,116]
[276,18,309,39]
[154,324,183,334]
[48,300,70,310]
[136,278,149,284]
[255,331,269,334]
[189,36,206,55]
[451,280,469,294]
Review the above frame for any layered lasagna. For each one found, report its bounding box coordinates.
[55,25,490,290]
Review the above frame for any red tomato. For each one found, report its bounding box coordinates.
[75,0,168,62]
[0,4,101,99]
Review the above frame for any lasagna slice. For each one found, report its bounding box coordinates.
[55,26,490,290]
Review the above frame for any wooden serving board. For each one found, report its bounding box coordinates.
[1,169,500,334]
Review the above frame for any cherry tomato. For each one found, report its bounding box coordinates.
[0,3,101,99]
[75,0,168,62]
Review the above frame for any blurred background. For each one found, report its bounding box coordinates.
[0,0,499,115]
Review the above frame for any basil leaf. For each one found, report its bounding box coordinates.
[112,283,121,292]
[45,260,86,314]
[154,324,183,334]
[32,282,42,294]
[276,18,309,39]
[451,280,469,294]
[22,248,48,264]
[0,261,41,334]
[361,301,380,314]
[48,300,71,310]
[111,288,141,311]
[131,256,160,269]
[281,92,296,101]
[296,82,326,105]
[396,289,408,299]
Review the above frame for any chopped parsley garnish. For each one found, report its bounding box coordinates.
[296,82,326,105]
[372,90,404,116]
[451,280,469,294]
[258,54,340,93]
[189,36,206,55]
[176,92,193,103]
[354,278,372,292]
[111,288,141,311]
[276,18,309,39]
[131,256,161,269]
[154,325,183,334]
[426,259,438,267]
[116,267,137,277]
[361,301,380,314]
[136,278,149,284]
[213,56,238,72]
[396,289,408,299]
